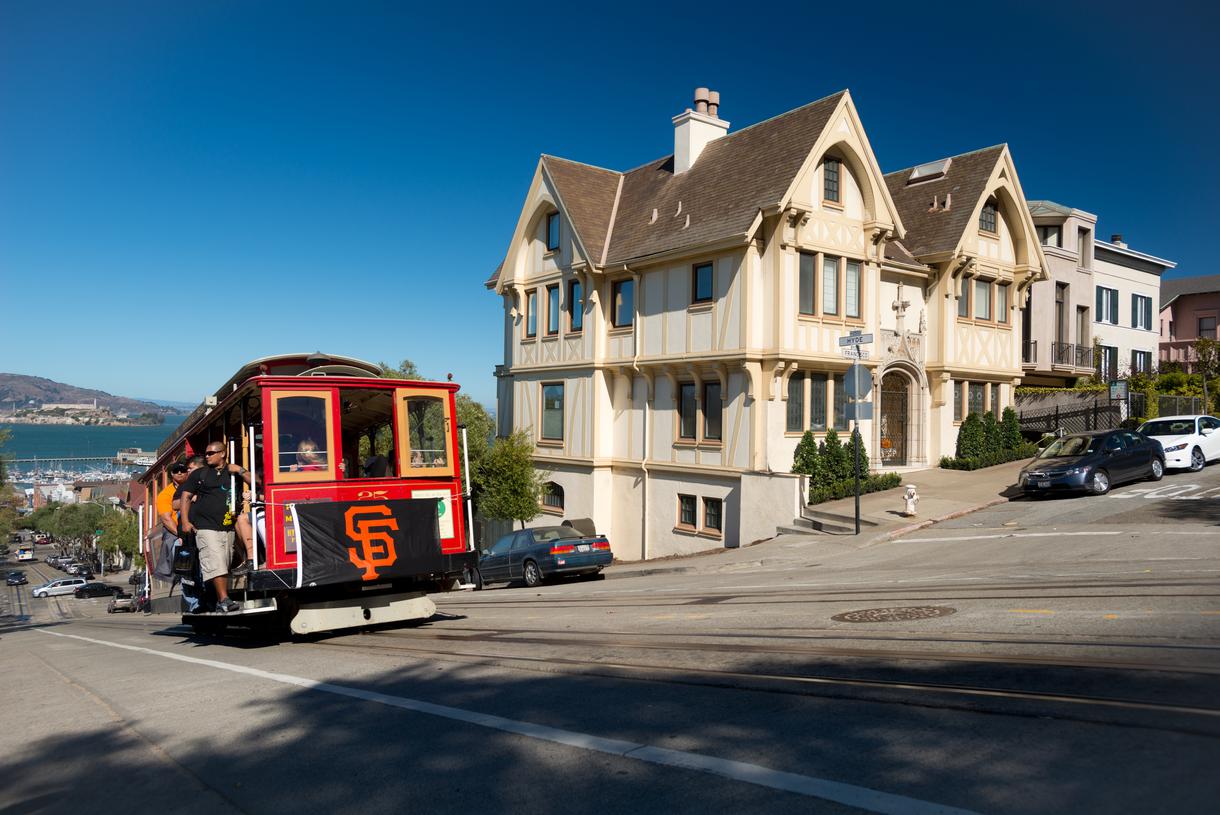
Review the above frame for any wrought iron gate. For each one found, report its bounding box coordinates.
[880,372,908,466]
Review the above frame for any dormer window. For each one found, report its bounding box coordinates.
[546,212,560,252]
[979,199,998,234]
[823,158,841,204]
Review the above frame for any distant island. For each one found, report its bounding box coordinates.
[0,373,182,427]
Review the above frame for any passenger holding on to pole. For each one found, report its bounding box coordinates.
[180,443,252,613]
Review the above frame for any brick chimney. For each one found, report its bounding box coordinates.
[672,87,729,174]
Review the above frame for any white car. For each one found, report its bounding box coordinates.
[31,577,87,598]
[1138,415,1220,471]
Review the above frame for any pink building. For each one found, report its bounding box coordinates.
[1160,274,1220,369]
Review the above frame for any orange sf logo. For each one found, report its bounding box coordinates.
[344,505,399,581]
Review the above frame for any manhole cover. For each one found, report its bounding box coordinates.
[831,606,956,623]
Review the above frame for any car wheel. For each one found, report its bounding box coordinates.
[522,560,543,588]
[1148,458,1164,481]
[1091,469,1111,496]
[1190,447,1205,472]
[33,591,44,599]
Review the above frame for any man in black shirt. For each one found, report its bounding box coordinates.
[181,443,252,613]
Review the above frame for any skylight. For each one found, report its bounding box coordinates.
[908,158,952,184]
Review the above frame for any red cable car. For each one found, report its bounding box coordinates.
[138,354,476,635]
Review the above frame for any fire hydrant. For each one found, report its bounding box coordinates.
[903,484,919,517]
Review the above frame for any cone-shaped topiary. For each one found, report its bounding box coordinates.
[820,428,850,482]
[792,430,819,476]
[1000,407,1022,450]
[982,411,1002,456]
[955,413,986,460]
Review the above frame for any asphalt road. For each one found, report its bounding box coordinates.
[2,490,1218,815]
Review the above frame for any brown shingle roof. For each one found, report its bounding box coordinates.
[605,92,846,265]
[883,145,1005,259]
[884,239,924,268]
[1162,273,1220,308]
[541,155,622,265]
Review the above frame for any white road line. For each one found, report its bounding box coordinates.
[38,629,978,815]
[901,531,1124,544]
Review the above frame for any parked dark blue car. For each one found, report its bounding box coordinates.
[1019,429,1164,496]
[476,526,612,588]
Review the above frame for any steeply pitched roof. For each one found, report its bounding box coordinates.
[884,239,924,268]
[541,155,622,265]
[883,145,1006,258]
[605,92,846,265]
[1162,273,1220,308]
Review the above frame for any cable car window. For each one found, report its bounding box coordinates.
[339,388,396,478]
[394,388,455,478]
[269,390,336,483]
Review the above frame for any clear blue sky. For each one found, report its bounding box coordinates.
[2,1,1216,407]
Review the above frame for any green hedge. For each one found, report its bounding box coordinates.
[940,442,1037,471]
[809,472,903,505]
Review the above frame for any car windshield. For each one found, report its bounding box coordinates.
[1038,436,1097,458]
[1139,420,1195,437]
[532,527,584,542]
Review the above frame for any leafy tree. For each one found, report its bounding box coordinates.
[792,430,819,476]
[456,394,494,495]
[49,503,105,550]
[476,431,549,529]
[377,359,424,380]
[1143,385,1159,420]
[0,486,22,546]
[955,413,986,460]
[981,411,1002,455]
[1000,407,1022,451]
[98,510,139,564]
[1193,338,1220,412]
[820,429,849,482]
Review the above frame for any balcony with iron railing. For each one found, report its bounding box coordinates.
[1052,341,1074,367]
[1022,340,1037,366]
[1074,344,1094,369]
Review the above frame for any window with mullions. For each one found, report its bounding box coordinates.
[1131,350,1152,374]
[703,497,723,533]
[968,382,985,417]
[546,212,560,251]
[1201,316,1217,339]
[546,285,560,335]
[833,374,847,428]
[525,290,537,338]
[678,494,697,528]
[974,279,992,321]
[845,260,861,319]
[958,281,970,318]
[997,284,1010,324]
[541,383,564,442]
[678,383,697,440]
[786,373,805,433]
[541,482,564,512]
[953,380,963,422]
[822,255,839,315]
[568,279,583,332]
[612,279,634,328]
[810,373,828,430]
[1096,286,1118,325]
[979,200,997,234]
[798,252,816,315]
[823,158,841,204]
[1131,294,1152,330]
[703,383,722,441]
[692,262,713,304]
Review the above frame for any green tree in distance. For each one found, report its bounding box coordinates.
[98,510,139,565]
[477,431,548,530]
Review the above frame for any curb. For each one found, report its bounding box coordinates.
[875,496,1012,543]
[603,565,696,581]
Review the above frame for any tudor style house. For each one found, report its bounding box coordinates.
[488,88,1048,560]
[1024,202,1174,385]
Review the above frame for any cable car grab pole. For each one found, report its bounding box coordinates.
[460,426,474,552]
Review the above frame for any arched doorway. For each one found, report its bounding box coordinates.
[879,371,912,466]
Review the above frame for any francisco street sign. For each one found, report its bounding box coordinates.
[840,347,870,360]
[838,332,874,347]
[842,362,873,399]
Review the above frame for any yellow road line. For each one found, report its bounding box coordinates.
[1103,614,1118,620]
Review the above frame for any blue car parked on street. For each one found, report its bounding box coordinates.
[475,526,612,589]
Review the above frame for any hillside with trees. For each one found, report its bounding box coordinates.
[0,373,177,416]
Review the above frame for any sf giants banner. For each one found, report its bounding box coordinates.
[292,499,443,588]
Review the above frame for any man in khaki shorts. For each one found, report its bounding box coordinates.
[180,442,252,614]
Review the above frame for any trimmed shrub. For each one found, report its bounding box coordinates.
[792,430,819,476]
[845,430,869,479]
[982,411,1002,455]
[955,413,986,460]
[1143,386,1159,420]
[820,428,850,483]
[1000,407,1022,451]
[809,472,903,505]
[940,442,1038,470]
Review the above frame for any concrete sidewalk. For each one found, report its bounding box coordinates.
[601,459,1028,581]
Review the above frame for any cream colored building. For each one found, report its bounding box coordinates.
[488,89,1049,560]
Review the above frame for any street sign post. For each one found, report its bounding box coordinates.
[836,332,875,535]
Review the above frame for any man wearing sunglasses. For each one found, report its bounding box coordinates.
[180,443,253,614]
